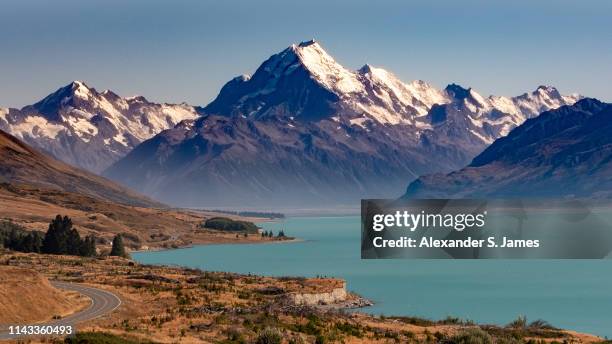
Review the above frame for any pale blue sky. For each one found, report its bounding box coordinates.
[1,0,610,107]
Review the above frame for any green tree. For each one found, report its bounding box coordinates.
[66,228,83,255]
[1,220,43,253]
[41,215,93,256]
[79,234,97,257]
[6,227,23,250]
[42,215,73,254]
[21,231,43,253]
[202,217,259,233]
[110,234,128,258]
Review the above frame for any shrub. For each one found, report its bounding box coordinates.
[334,322,363,337]
[63,331,150,344]
[507,315,527,329]
[444,328,492,344]
[254,327,282,344]
[528,319,555,330]
[288,336,306,344]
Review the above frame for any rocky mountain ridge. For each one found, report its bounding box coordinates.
[103,41,581,207]
[0,81,198,172]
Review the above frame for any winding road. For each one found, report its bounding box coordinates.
[0,281,121,340]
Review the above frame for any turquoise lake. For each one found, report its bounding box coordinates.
[133,216,612,337]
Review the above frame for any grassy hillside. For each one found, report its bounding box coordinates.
[0,266,87,323]
[1,252,604,344]
[0,183,282,251]
[0,129,161,207]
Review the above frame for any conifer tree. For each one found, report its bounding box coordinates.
[42,215,73,255]
[79,234,97,257]
[21,231,43,253]
[66,228,83,256]
[110,234,128,258]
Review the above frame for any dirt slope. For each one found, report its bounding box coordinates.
[0,266,87,324]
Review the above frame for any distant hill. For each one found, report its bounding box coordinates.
[0,129,161,207]
[404,99,612,199]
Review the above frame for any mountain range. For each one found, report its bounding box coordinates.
[103,41,579,207]
[404,98,612,199]
[0,81,198,172]
[0,40,582,207]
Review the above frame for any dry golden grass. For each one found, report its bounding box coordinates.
[0,184,284,252]
[0,266,88,324]
[0,252,602,344]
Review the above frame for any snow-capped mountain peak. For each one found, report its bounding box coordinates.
[2,40,582,182]
[204,41,451,124]
[71,80,93,98]
[258,39,364,96]
[203,40,580,134]
[445,83,471,100]
[358,64,449,118]
[0,81,199,172]
[291,40,364,94]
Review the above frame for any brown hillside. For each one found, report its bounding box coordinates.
[0,183,277,251]
[0,129,161,207]
[0,266,87,324]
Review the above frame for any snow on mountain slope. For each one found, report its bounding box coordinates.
[0,81,199,172]
[290,40,365,94]
[404,99,612,199]
[204,40,450,126]
[429,84,582,145]
[203,40,579,138]
[105,40,582,208]
[2,40,582,208]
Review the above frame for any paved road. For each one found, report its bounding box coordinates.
[0,281,121,340]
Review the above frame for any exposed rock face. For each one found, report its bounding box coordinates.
[287,281,348,306]
[105,41,579,207]
[404,99,612,199]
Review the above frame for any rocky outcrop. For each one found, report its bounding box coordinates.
[287,281,348,306]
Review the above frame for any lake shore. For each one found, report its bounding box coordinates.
[1,250,602,343]
[134,215,612,338]
[131,235,302,253]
